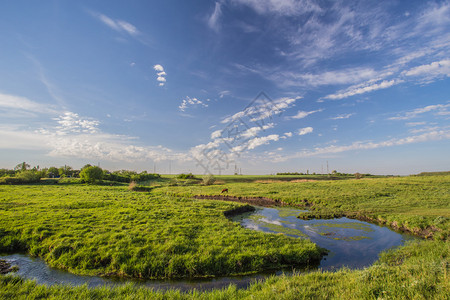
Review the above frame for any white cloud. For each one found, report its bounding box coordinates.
[179,96,208,112]
[53,112,100,135]
[153,64,167,86]
[153,64,164,72]
[298,127,313,135]
[330,113,354,120]
[236,134,280,151]
[389,103,450,120]
[290,129,450,158]
[272,67,379,88]
[0,112,188,163]
[96,13,139,36]
[0,92,59,114]
[219,90,231,98]
[323,79,401,100]
[403,59,450,78]
[288,108,322,119]
[284,132,293,137]
[230,0,322,16]
[208,2,222,31]
[406,121,427,127]
[221,96,300,124]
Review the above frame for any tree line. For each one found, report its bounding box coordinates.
[0,162,160,184]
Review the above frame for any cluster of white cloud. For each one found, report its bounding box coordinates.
[221,96,300,124]
[179,96,208,112]
[153,64,167,87]
[0,91,189,163]
[190,96,303,163]
[53,112,100,135]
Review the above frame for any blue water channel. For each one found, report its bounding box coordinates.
[0,206,416,291]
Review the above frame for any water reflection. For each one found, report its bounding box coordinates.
[0,206,416,291]
[230,206,416,270]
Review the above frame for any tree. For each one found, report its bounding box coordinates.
[14,162,30,172]
[48,167,59,178]
[59,165,73,177]
[79,166,103,183]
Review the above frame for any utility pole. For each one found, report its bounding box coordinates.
[327,161,329,174]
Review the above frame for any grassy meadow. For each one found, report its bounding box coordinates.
[158,175,450,240]
[0,174,449,299]
[0,185,324,279]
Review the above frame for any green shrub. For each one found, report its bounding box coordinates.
[177,173,195,179]
[79,166,103,184]
[202,174,216,185]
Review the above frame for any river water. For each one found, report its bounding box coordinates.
[0,206,415,291]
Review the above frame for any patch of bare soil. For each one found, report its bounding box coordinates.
[192,194,304,207]
[0,259,16,274]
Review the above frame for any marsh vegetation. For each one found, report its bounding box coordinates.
[0,173,449,299]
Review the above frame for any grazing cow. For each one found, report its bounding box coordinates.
[221,188,228,193]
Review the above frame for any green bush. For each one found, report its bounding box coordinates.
[202,174,216,185]
[177,173,195,179]
[79,166,103,184]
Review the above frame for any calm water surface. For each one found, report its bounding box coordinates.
[230,206,416,270]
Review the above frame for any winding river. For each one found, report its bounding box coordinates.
[0,206,416,291]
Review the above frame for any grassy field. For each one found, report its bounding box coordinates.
[0,174,449,299]
[0,185,324,279]
[156,175,450,240]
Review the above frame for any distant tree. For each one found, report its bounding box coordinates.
[48,167,59,178]
[332,170,337,174]
[79,166,103,183]
[14,162,30,172]
[59,165,73,177]
[81,164,92,170]
[354,172,363,179]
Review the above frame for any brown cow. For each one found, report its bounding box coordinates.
[221,188,228,193]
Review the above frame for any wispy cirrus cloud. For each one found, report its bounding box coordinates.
[230,0,322,16]
[207,2,222,31]
[293,129,450,158]
[323,79,401,100]
[287,108,322,120]
[0,92,59,114]
[330,113,354,120]
[389,103,450,120]
[95,13,139,36]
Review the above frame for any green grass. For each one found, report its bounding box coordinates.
[0,239,448,299]
[0,185,324,279]
[156,175,450,240]
[0,175,449,299]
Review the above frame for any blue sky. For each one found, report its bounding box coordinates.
[0,0,449,175]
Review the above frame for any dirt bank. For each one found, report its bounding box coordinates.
[192,194,303,207]
[0,259,16,274]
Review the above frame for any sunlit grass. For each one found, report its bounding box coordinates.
[0,185,323,279]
